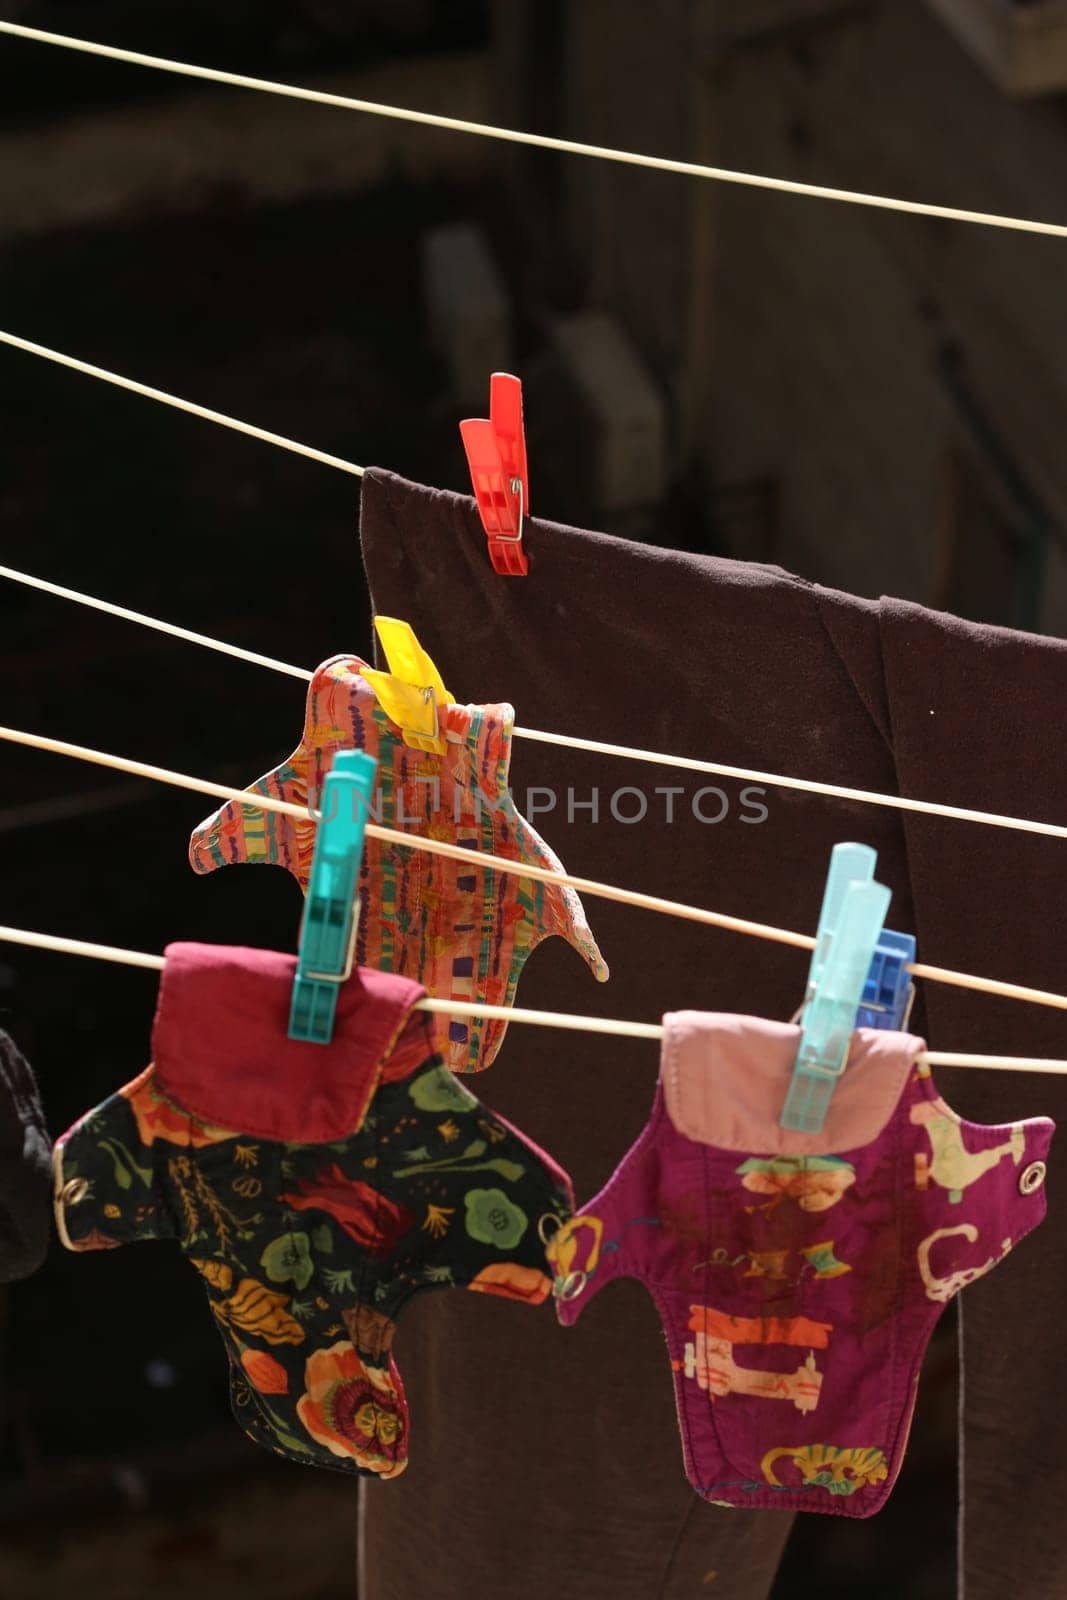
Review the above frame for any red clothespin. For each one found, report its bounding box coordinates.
[459,372,530,576]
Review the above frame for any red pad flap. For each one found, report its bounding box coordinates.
[151,943,426,1144]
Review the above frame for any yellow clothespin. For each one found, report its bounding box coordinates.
[362,617,453,754]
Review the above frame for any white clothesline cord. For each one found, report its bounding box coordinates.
[4,21,1067,242]
[0,926,659,1042]
[3,924,1065,1074]
[0,332,365,480]
[0,723,814,954]
[484,730,1067,840]
[3,722,1067,1015]
[2,332,1065,845]
[7,560,1067,844]
[0,564,314,682]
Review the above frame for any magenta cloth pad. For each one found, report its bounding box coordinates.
[548,1013,1053,1517]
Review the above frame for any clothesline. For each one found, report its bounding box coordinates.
[4,721,1067,1016]
[0,332,365,479]
[4,20,1067,242]
[4,923,1066,1076]
[5,559,1067,844]
[0,925,654,1043]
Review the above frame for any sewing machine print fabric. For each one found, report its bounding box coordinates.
[548,1013,1054,1516]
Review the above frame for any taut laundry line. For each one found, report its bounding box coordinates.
[0,564,313,682]
[2,924,1066,1075]
[0,332,365,480]
[4,21,1067,242]
[0,722,813,954]
[6,560,1067,845]
[0,927,655,1042]
[3,724,1066,1015]
[3,332,1066,845]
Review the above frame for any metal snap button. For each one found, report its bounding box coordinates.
[60,1176,89,1205]
[1019,1161,1046,1195]
[554,1269,587,1301]
[537,1212,563,1245]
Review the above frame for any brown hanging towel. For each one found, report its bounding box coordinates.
[358,467,920,1600]
[361,468,1067,1600]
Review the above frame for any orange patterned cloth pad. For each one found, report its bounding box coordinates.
[189,655,608,1072]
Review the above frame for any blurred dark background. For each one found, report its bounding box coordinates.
[3,1,1067,1595]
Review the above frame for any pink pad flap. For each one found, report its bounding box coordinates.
[152,943,426,1143]
[661,1012,925,1155]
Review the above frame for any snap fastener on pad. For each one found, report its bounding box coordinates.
[537,1212,563,1245]
[555,1270,587,1301]
[1019,1161,1046,1195]
[60,1176,89,1205]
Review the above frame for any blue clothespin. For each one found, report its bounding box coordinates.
[857,928,916,1031]
[780,843,892,1134]
[289,749,378,1045]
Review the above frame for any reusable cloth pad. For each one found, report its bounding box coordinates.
[53,943,573,1477]
[188,654,607,1075]
[549,1013,1053,1517]
[0,1031,52,1282]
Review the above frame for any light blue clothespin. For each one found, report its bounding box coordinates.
[857,928,916,1032]
[780,843,892,1134]
[289,749,378,1045]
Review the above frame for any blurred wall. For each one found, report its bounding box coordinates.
[495,0,1067,632]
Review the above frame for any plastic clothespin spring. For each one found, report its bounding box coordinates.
[289,749,378,1046]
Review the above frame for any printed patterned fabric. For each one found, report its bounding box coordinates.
[548,1013,1054,1518]
[53,943,574,1479]
[188,654,608,1074]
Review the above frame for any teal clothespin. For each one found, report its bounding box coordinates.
[779,843,892,1134]
[289,749,378,1045]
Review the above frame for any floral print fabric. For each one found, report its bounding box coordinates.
[53,945,573,1478]
[187,655,608,1074]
